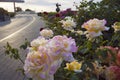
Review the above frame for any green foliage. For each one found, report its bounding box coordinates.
[0,7,15,18]
[4,39,31,80]
[4,42,24,64]
[4,39,30,64]
[16,7,22,12]
[76,0,120,28]
[107,31,120,46]
[25,9,32,11]
[28,78,33,80]
[0,7,9,15]
[20,39,30,50]
[43,1,120,79]
[9,12,16,17]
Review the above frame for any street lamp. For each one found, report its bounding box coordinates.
[56,3,61,13]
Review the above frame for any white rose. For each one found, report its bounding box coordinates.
[40,29,53,38]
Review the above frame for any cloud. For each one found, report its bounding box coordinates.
[25,0,54,6]
[25,0,76,6]
[17,0,79,12]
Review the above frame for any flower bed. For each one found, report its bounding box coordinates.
[4,0,120,80]
[5,16,120,80]
[28,16,119,80]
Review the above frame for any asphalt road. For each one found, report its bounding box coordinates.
[0,14,45,80]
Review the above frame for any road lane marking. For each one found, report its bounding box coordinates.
[0,16,36,43]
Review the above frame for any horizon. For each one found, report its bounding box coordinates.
[0,0,101,12]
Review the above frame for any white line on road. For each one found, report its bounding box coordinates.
[0,16,36,43]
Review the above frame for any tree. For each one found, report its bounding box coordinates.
[16,7,22,12]
[0,7,10,21]
[25,9,32,11]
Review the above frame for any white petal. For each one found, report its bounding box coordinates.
[105,27,110,31]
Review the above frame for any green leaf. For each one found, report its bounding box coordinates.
[108,49,116,62]
[86,62,94,70]
[20,39,30,50]
[99,49,108,59]
[5,50,10,55]
[28,78,33,80]
[90,77,98,80]
[7,42,12,50]
[81,62,87,71]
[20,45,27,50]
[86,41,92,49]
[80,48,89,54]
[70,74,79,80]
[16,68,25,76]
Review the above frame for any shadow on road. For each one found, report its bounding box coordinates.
[0,20,11,27]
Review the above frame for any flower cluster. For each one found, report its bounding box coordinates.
[98,46,120,80]
[112,22,120,32]
[23,16,120,80]
[82,18,109,39]
[65,60,82,72]
[101,46,120,65]
[59,8,76,17]
[48,16,120,79]
[40,29,53,38]
[24,34,78,80]
[60,18,110,40]
[106,66,120,80]
[60,16,76,31]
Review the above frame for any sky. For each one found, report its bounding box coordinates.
[0,0,101,12]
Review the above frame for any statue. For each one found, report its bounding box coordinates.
[56,3,61,12]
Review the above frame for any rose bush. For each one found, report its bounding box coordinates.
[40,12,120,79]
[4,16,120,80]
[4,0,120,80]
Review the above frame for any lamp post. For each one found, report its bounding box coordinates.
[56,3,61,13]
[13,1,16,13]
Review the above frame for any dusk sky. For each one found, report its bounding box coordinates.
[0,0,101,12]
